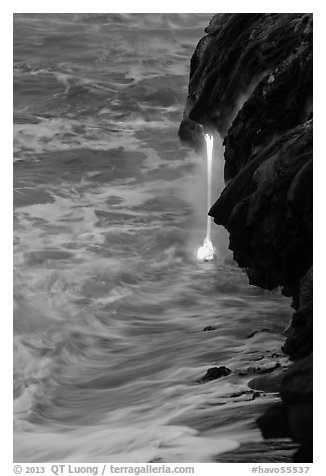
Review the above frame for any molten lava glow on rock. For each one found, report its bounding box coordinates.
[197,133,215,262]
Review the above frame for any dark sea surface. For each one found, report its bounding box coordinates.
[13,13,293,462]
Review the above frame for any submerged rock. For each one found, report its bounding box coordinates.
[246,328,271,338]
[248,368,286,393]
[216,439,298,463]
[179,13,312,461]
[199,366,231,383]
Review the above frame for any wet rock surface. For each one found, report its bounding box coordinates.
[179,13,312,461]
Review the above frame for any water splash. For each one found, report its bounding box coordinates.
[197,133,215,262]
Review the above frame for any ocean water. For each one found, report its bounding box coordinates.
[13,13,293,463]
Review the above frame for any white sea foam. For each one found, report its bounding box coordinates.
[14,424,239,463]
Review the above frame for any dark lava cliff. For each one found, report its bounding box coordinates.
[179,13,312,462]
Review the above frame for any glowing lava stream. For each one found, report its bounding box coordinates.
[197,133,215,262]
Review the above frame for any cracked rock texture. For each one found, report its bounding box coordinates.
[179,13,312,462]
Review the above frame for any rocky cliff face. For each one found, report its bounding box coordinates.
[179,13,313,462]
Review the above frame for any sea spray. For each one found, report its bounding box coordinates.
[197,133,215,262]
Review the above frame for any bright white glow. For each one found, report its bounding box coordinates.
[197,133,215,262]
[197,236,215,262]
[204,133,214,241]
